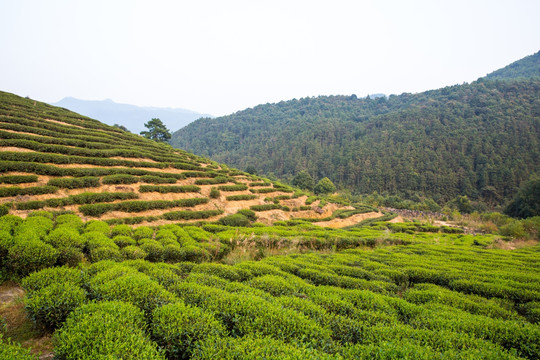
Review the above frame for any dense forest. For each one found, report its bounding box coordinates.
[171,79,540,205]
[485,51,540,80]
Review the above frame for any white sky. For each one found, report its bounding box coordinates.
[1,0,539,116]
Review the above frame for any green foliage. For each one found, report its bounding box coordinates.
[22,266,83,293]
[89,272,177,315]
[250,204,282,211]
[217,184,248,191]
[139,185,200,193]
[226,194,257,201]
[0,204,8,217]
[314,177,337,195]
[53,301,165,359]
[140,118,171,142]
[209,187,220,199]
[0,336,37,360]
[505,178,540,219]
[219,213,250,227]
[0,174,38,184]
[171,80,540,205]
[292,170,315,191]
[101,174,139,185]
[47,176,100,189]
[152,302,227,359]
[111,224,132,237]
[192,335,334,360]
[122,245,148,260]
[24,282,87,330]
[162,209,223,221]
[7,239,58,276]
[195,176,230,185]
[0,185,58,197]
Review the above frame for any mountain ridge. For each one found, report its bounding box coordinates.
[52,97,212,134]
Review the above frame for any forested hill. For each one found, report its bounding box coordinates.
[171,79,540,205]
[484,50,540,80]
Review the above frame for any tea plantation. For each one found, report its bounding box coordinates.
[0,91,539,359]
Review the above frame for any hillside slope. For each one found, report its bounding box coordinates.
[484,50,540,80]
[171,78,540,205]
[0,91,362,227]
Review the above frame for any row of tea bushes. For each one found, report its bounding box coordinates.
[15,242,539,359]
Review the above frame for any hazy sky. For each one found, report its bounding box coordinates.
[1,0,539,116]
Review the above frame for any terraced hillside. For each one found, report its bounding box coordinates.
[0,91,377,227]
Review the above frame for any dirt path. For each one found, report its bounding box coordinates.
[0,283,53,359]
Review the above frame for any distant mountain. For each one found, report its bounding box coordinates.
[51,97,211,134]
[484,50,540,80]
[171,52,540,206]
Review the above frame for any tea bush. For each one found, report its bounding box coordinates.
[24,282,87,330]
[47,176,100,189]
[112,235,136,248]
[152,302,227,359]
[53,301,165,360]
[121,245,147,260]
[21,266,83,294]
[0,336,37,360]
[90,272,177,315]
[6,239,58,276]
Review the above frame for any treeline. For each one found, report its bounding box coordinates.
[171,80,540,205]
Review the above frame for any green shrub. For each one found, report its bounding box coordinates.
[140,239,164,262]
[90,273,177,315]
[191,263,242,282]
[45,227,84,249]
[113,235,136,248]
[248,274,303,297]
[133,226,154,240]
[226,194,257,201]
[47,176,100,189]
[0,214,22,234]
[122,245,148,260]
[219,213,250,227]
[101,174,139,184]
[183,226,211,241]
[53,301,165,360]
[0,174,38,184]
[152,302,227,359]
[0,336,37,360]
[22,266,83,294]
[139,175,178,184]
[57,246,84,267]
[218,184,248,192]
[55,214,83,231]
[16,215,53,239]
[89,246,123,262]
[24,282,87,330]
[0,185,58,197]
[139,185,201,193]
[209,187,220,199]
[7,240,58,276]
[192,335,334,360]
[250,204,282,211]
[111,224,132,237]
[162,209,223,221]
[0,230,13,264]
[195,176,230,185]
[78,203,113,217]
[0,204,9,217]
[84,220,110,235]
[83,231,117,251]
[163,244,184,262]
